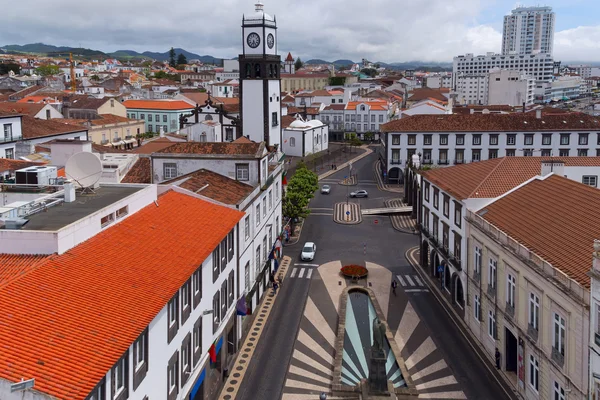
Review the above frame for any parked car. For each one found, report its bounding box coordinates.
[301,242,316,261]
[349,190,368,198]
[321,185,331,194]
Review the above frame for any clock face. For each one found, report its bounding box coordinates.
[267,33,275,49]
[247,33,261,49]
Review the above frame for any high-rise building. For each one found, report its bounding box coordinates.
[502,6,555,56]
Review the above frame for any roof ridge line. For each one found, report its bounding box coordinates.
[468,158,506,198]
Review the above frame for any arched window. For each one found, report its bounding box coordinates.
[204,114,213,121]
[245,63,252,78]
[360,105,366,111]
[255,64,262,78]
[290,137,296,147]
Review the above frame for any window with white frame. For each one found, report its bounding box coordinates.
[114,355,127,395]
[256,246,261,272]
[276,181,280,200]
[488,258,497,289]
[596,303,600,337]
[290,137,296,147]
[236,164,250,181]
[474,294,481,322]
[553,313,566,357]
[529,293,539,331]
[507,273,516,308]
[163,163,177,179]
[529,354,539,392]
[583,175,598,187]
[488,310,496,339]
[168,297,177,327]
[553,381,565,400]
[268,190,272,210]
[245,216,250,240]
[263,235,267,261]
[262,197,266,218]
[134,332,146,371]
[256,204,261,226]
[167,351,179,398]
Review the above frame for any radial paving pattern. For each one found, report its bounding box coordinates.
[281,260,467,399]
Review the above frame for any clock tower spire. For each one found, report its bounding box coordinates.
[239,2,282,148]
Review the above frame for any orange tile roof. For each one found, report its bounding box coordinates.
[480,175,600,288]
[0,158,45,172]
[21,115,87,139]
[0,101,46,116]
[0,254,50,288]
[346,101,388,111]
[122,100,194,110]
[130,137,180,154]
[0,191,244,399]
[422,156,600,200]
[17,96,60,104]
[121,158,151,183]
[156,142,263,156]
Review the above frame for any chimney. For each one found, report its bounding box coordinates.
[540,161,564,177]
[64,181,76,203]
[535,109,542,119]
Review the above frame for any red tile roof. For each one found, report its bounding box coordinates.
[163,169,254,204]
[0,254,50,288]
[122,100,194,110]
[0,191,244,399]
[322,104,346,111]
[346,101,388,111]
[0,101,46,117]
[0,158,45,172]
[480,175,600,288]
[422,156,600,200]
[382,112,600,132]
[130,137,180,154]
[285,52,294,62]
[407,88,448,103]
[121,158,151,183]
[156,142,263,156]
[21,116,87,139]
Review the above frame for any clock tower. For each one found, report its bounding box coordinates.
[239,2,282,148]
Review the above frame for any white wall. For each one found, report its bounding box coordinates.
[242,80,264,143]
[268,80,281,147]
[152,157,261,186]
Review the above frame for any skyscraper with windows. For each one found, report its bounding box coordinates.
[502,6,555,56]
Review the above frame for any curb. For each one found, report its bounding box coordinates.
[217,256,293,400]
[339,175,358,186]
[374,159,403,193]
[384,199,417,235]
[285,220,304,246]
[405,247,520,400]
[318,145,373,181]
[333,202,362,225]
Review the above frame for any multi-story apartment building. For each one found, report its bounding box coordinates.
[453,53,554,88]
[280,72,330,93]
[0,182,246,400]
[534,76,583,103]
[123,100,194,134]
[417,157,600,318]
[455,69,535,107]
[502,6,555,56]
[464,174,595,400]
[590,240,600,399]
[380,111,600,171]
[454,73,488,105]
[343,100,389,133]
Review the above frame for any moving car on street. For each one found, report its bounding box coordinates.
[321,185,331,194]
[349,189,368,198]
[301,242,316,261]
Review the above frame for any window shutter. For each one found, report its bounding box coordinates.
[111,365,115,399]
[228,271,234,307]
[212,247,219,283]
[193,268,202,308]
[124,351,129,398]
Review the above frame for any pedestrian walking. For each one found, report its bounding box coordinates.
[272,280,279,295]
[391,280,398,296]
[269,271,274,287]
[278,273,284,287]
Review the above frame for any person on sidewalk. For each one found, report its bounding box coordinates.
[391,280,398,296]
[272,280,279,295]
[269,271,274,288]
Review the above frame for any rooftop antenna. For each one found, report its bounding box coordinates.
[65,152,103,194]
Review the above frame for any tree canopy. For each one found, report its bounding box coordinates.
[176,53,187,66]
[168,47,176,68]
[282,162,318,222]
[294,57,303,71]
[35,64,60,76]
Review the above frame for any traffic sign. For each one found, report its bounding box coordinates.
[346,211,350,216]
[374,219,379,224]
[344,175,348,179]
[437,265,444,273]
[383,172,387,177]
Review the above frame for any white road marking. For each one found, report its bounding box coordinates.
[397,275,406,286]
[394,302,420,351]
[405,275,415,286]
[290,268,298,278]
[405,337,437,370]
[405,289,429,293]
[415,375,458,390]
[418,391,467,399]
[411,359,448,381]
[298,268,305,278]
[295,263,319,267]
[413,275,424,286]
[306,269,313,279]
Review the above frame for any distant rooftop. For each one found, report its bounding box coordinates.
[23,185,143,231]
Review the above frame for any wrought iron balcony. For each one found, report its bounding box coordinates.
[101,139,109,145]
[390,159,402,165]
[505,302,515,319]
[454,159,465,164]
[422,159,433,165]
[595,332,600,347]
[551,347,565,367]
[473,270,481,282]
[437,159,449,165]
[487,284,496,298]
[421,226,430,238]
[112,137,122,142]
[528,324,539,342]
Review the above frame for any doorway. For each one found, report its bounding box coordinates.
[505,328,518,373]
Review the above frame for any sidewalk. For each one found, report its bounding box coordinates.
[285,142,368,178]
[374,159,403,193]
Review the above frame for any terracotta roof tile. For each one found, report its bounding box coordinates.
[233,136,252,143]
[123,100,194,110]
[156,142,263,156]
[0,101,46,116]
[382,112,600,132]
[131,138,179,154]
[0,191,244,399]
[346,101,388,111]
[407,88,448,102]
[422,156,600,200]
[281,115,297,129]
[163,169,254,204]
[0,254,50,287]
[121,158,151,183]
[480,175,600,288]
[21,116,87,139]
[0,158,45,172]
[322,104,346,111]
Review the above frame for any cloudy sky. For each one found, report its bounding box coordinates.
[1,0,599,63]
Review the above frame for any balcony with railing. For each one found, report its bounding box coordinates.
[550,347,565,368]
[390,159,402,165]
[454,159,465,164]
[505,302,515,319]
[527,324,539,342]
[437,159,449,165]
[112,137,122,142]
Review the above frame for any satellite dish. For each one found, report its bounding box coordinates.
[65,152,102,191]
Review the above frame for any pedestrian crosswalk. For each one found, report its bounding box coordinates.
[397,274,428,293]
[290,265,317,279]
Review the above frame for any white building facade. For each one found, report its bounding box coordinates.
[488,69,535,106]
[282,118,329,157]
[502,6,555,56]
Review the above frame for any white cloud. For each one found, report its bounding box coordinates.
[0,0,598,63]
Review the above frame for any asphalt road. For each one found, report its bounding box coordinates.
[236,150,510,400]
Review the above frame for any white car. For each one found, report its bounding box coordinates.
[301,242,316,261]
[349,190,368,198]
[321,185,331,194]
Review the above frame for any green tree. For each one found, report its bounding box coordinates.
[0,63,20,75]
[360,68,377,78]
[168,47,176,68]
[282,189,310,230]
[35,64,60,76]
[294,57,303,71]
[288,168,318,199]
[90,74,100,81]
[176,53,187,66]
